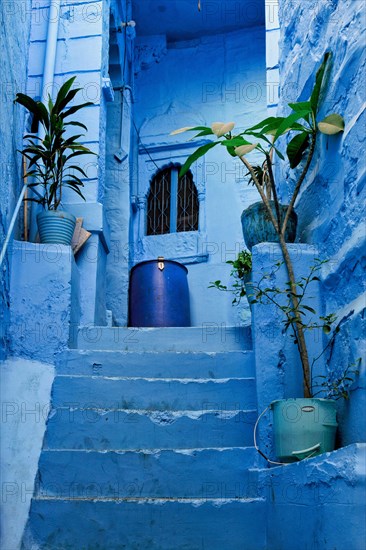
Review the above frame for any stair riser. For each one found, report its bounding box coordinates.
[44,409,257,450]
[56,350,255,378]
[74,325,252,352]
[23,499,266,550]
[52,377,257,411]
[36,449,259,499]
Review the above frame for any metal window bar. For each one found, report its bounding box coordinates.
[146,166,199,236]
[177,171,199,232]
[146,168,171,235]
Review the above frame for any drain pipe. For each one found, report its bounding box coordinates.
[0,0,61,265]
[28,0,61,241]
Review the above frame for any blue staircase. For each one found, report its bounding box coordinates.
[22,327,267,549]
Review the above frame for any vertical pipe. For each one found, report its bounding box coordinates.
[29,0,61,241]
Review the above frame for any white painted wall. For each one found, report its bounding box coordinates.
[0,358,55,550]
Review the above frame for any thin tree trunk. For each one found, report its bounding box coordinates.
[239,145,316,398]
[278,233,312,397]
[281,133,317,236]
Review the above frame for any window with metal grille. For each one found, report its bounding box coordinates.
[146,165,199,235]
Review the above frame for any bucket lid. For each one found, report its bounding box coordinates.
[131,258,188,273]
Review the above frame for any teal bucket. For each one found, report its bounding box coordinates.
[37,210,76,245]
[271,398,337,462]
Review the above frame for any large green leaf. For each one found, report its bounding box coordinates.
[245,117,284,133]
[220,137,253,148]
[61,102,94,119]
[35,102,50,130]
[286,131,310,168]
[273,110,311,141]
[56,88,82,114]
[191,128,215,138]
[53,77,77,112]
[288,101,312,113]
[66,165,88,178]
[14,93,40,115]
[170,126,212,136]
[179,141,219,177]
[310,52,331,114]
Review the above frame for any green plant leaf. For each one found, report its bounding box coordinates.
[66,165,88,178]
[54,77,77,110]
[64,121,88,131]
[303,305,316,314]
[191,128,215,138]
[310,52,331,114]
[14,93,40,115]
[273,110,311,141]
[245,117,284,133]
[170,126,212,136]
[318,113,345,135]
[55,88,81,114]
[287,131,310,168]
[288,101,312,113]
[61,102,94,119]
[220,137,252,148]
[179,141,219,177]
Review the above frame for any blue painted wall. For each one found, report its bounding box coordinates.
[105,17,267,326]
[0,0,32,358]
[276,0,365,447]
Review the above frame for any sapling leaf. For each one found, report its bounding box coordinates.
[245,117,284,133]
[318,114,345,135]
[287,131,310,168]
[191,128,216,138]
[170,126,212,136]
[221,137,253,148]
[235,143,258,157]
[310,52,331,114]
[303,305,316,314]
[273,111,311,141]
[179,141,219,177]
[288,101,312,113]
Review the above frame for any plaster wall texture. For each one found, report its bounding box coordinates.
[0,357,54,550]
[0,0,32,358]
[106,25,267,326]
[9,241,80,363]
[276,0,365,446]
[264,443,366,550]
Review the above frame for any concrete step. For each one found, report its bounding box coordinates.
[72,325,252,352]
[35,447,259,500]
[44,408,257,450]
[51,375,256,411]
[23,497,267,550]
[56,349,255,378]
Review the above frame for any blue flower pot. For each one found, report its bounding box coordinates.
[37,210,76,245]
[241,201,297,250]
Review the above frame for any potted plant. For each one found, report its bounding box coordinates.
[209,250,255,310]
[240,163,298,250]
[15,76,95,245]
[212,254,360,462]
[252,260,359,462]
[172,52,351,461]
[172,52,344,399]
